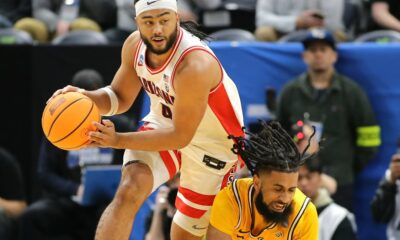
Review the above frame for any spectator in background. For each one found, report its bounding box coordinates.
[0,0,31,28]
[31,0,117,42]
[18,69,134,240]
[0,0,49,43]
[107,0,220,44]
[145,174,180,240]
[371,153,400,240]
[255,0,345,41]
[115,0,222,31]
[0,147,27,240]
[277,28,381,211]
[294,122,337,195]
[298,155,357,240]
[112,0,136,37]
[187,0,222,10]
[371,0,400,32]
[178,0,222,21]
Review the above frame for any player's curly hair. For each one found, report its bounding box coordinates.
[229,121,316,175]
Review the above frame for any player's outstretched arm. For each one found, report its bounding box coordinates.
[106,31,143,114]
[89,50,221,150]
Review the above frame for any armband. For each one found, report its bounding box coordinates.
[101,86,119,116]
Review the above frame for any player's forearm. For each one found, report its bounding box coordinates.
[116,128,192,151]
[0,198,26,218]
[82,89,115,115]
[83,88,133,116]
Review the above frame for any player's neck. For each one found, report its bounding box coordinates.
[146,48,174,69]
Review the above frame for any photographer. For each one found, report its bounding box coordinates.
[371,153,400,240]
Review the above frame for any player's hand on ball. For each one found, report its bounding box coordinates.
[47,85,85,104]
[88,119,120,148]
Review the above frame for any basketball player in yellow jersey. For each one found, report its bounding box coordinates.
[207,122,319,240]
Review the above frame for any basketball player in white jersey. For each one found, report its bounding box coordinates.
[49,0,243,239]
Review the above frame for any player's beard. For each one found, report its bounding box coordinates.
[141,26,178,55]
[255,192,293,227]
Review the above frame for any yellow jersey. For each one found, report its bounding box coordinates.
[209,178,318,240]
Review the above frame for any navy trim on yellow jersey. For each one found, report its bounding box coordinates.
[232,179,242,229]
[248,185,254,219]
[288,197,311,240]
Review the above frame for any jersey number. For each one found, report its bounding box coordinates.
[161,103,172,119]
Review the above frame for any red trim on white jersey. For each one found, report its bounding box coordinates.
[133,40,143,67]
[170,47,223,92]
[175,187,217,218]
[138,124,181,180]
[173,150,182,167]
[178,187,216,206]
[159,151,179,179]
[208,83,244,138]
[175,196,208,218]
[220,163,236,190]
[145,28,183,75]
[138,123,152,132]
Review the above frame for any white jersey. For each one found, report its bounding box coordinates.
[133,27,244,163]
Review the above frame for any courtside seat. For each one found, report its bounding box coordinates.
[209,28,256,42]
[0,28,34,45]
[354,30,400,43]
[52,30,109,45]
[278,30,309,43]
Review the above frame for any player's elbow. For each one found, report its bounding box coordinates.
[117,101,132,114]
[173,130,194,149]
[115,95,135,114]
[175,135,192,149]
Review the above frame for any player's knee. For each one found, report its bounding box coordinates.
[115,163,153,205]
[114,182,140,205]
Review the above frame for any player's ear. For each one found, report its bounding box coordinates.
[253,174,261,191]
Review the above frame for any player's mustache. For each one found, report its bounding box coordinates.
[152,35,166,39]
[274,201,288,207]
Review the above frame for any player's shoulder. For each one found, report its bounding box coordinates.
[293,188,308,203]
[176,45,217,72]
[218,178,252,198]
[222,178,253,204]
[234,178,254,191]
[122,31,142,52]
[293,189,314,210]
[292,189,317,217]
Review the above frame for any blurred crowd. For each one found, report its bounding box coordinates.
[2,0,400,45]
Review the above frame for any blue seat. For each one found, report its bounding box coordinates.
[0,15,12,28]
[0,28,34,45]
[209,28,256,42]
[52,30,109,45]
[354,30,400,43]
[277,30,309,43]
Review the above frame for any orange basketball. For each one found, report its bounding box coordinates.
[41,92,100,150]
